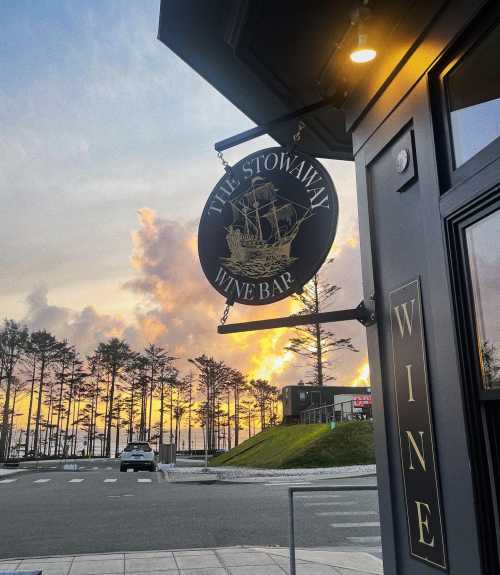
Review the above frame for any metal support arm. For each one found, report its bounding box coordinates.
[214,95,341,153]
[217,301,375,334]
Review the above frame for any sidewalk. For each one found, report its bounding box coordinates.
[0,547,384,575]
[159,464,377,483]
[0,468,26,477]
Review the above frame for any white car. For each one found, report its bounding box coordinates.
[120,442,157,472]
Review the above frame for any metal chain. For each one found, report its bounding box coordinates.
[292,120,306,143]
[220,302,232,326]
[217,150,235,178]
[287,120,306,155]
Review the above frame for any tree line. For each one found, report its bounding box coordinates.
[0,320,280,461]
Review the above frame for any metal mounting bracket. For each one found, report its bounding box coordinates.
[217,300,376,334]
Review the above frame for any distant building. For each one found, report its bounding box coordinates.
[281,383,370,424]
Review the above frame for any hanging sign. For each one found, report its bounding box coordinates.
[198,147,338,305]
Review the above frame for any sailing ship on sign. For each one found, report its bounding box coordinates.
[221,176,313,278]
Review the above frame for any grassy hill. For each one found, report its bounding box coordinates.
[210,421,375,469]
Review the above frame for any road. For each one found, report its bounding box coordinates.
[0,460,380,559]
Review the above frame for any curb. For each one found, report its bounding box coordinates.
[158,464,377,484]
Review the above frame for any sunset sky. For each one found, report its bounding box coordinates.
[0,1,368,389]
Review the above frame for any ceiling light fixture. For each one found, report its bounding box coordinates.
[350,4,376,64]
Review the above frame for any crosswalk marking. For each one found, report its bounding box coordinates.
[308,501,356,506]
[104,478,117,483]
[347,535,382,543]
[304,500,355,507]
[265,482,311,486]
[137,478,152,483]
[316,511,378,516]
[0,478,17,484]
[330,521,380,528]
[33,478,51,483]
[68,478,84,483]
[295,494,344,499]
[106,467,112,470]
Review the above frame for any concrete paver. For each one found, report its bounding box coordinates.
[175,555,222,569]
[1,547,383,575]
[125,557,178,572]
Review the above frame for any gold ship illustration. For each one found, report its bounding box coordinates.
[221,176,312,278]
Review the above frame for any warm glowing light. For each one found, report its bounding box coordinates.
[350,48,377,63]
[247,330,294,381]
[352,361,370,386]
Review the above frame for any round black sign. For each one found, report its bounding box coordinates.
[198,146,339,305]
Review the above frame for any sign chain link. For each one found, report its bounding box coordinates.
[217,150,235,179]
[219,302,232,326]
[293,120,306,143]
[287,120,306,155]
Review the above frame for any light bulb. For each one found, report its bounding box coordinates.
[350,48,377,63]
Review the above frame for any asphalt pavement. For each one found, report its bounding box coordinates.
[0,459,380,560]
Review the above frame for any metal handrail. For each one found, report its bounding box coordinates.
[288,484,378,575]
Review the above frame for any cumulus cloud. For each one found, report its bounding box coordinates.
[124,207,367,387]
[24,283,126,353]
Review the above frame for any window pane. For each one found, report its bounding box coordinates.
[466,209,500,390]
[446,23,500,167]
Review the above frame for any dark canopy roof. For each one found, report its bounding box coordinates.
[158,0,443,159]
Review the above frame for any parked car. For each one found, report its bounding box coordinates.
[120,442,156,472]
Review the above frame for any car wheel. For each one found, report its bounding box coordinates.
[120,465,127,472]
[150,465,156,472]
[133,468,139,472]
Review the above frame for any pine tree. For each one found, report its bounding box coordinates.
[286,272,358,385]
[0,320,28,460]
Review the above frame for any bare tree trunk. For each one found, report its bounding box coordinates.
[105,366,117,458]
[0,349,15,460]
[169,386,174,444]
[25,358,36,457]
[227,390,231,450]
[54,359,66,456]
[7,386,18,459]
[128,383,135,443]
[159,376,165,446]
[114,400,120,457]
[187,381,192,453]
[313,275,324,386]
[33,356,46,456]
[147,365,154,441]
[63,360,75,456]
[234,387,239,447]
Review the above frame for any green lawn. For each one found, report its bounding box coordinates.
[210,421,375,469]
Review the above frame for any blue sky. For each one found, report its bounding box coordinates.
[0,1,366,386]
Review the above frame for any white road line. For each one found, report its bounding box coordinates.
[330,522,380,528]
[316,511,379,516]
[307,501,356,507]
[305,501,356,507]
[0,479,17,484]
[68,478,85,483]
[265,482,311,486]
[106,467,112,470]
[33,479,51,484]
[137,478,152,483]
[92,466,99,470]
[347,536,382,543]
[104,478,117,483]
[295,494,344,499]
